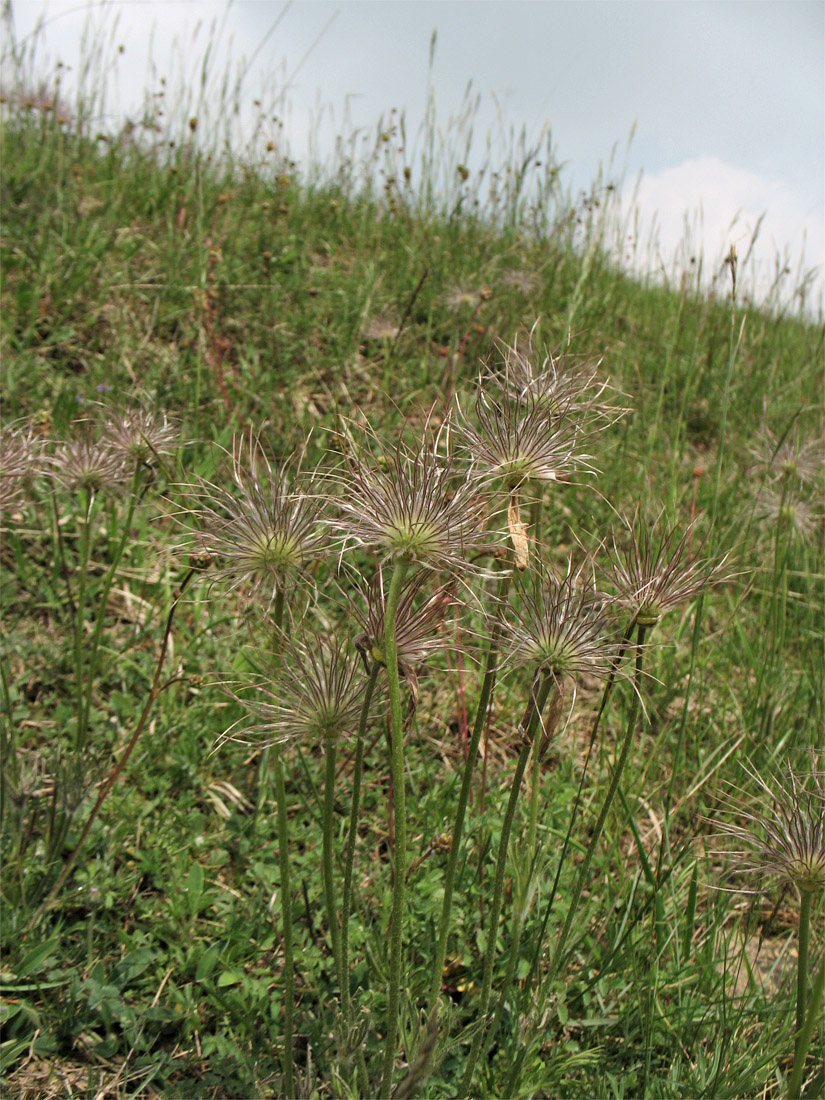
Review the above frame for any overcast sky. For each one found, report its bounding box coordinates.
[6,0,824,310]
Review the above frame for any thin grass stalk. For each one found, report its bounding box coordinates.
[544,624,647,992]
[458,673,554,1100]
[380,555,411,1100]
[427,568,511,1015]
[28,568,197,929]
[273,748,295,1100]
[788,940,825,1100]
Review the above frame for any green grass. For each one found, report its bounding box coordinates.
[1,19,824,1100]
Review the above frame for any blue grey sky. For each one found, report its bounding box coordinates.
[7,0,824,308]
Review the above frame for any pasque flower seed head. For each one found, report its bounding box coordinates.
[224,635,366,747]
[503,561,619,683]
[714,755,825,897]
[604,512,730,628]
[331,424,490,573]
[190,435,326,606]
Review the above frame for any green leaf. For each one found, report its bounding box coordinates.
[217,970,244,987]
[0,1038,31,1075]
[186,862,204,915]
[15,938,60,978]
[113,947,155,986]
[196,943,221,981]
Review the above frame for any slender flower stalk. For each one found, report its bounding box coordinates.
[330,423,488,1095]
[380,557,412,1100]
[545,627,648,990]
[457,673,556,1100]
[458,563,620,1097]
[224,634,366,1062]
[272,749,295,1099]
[427,565,511,1016]
[341,659,382,1098]
[543,517,726,1001]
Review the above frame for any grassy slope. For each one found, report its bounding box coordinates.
[1,103,824,1099]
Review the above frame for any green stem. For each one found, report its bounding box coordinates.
[427,569,511,1015]
[256,585,287,820]
[545,624,648,991]
[342,663,380,1100]
[527,734,542,858]
[796,890,812,1038]
[322,740,343,995]
[78,466,143,751]
[380,556,411,1100]
[73,488,94,752]
[458,673,554,1100]
[273,748,295,1100]
[788,932,825,1100]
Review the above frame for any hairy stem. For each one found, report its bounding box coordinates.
[273,748,295,1100]
[322,740,343,995]
[427,568,511,1015]
[380,556,411,1099]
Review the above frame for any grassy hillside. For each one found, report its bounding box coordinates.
[1,47,824,1100]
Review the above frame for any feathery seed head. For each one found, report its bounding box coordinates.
[352,566,455,670]
[714,756,825,897]
[758,485,820,545]
[504,562,619,682]
[50,431,126,493]
[0,421,42,512]
[489,327,619,423]
[332,426,490,572]
[752,426,823,488]
[226,635,366,747]
[458,386,589,489]
[191,435,326,605]
[605,514,729,628]
[106,405,179,466]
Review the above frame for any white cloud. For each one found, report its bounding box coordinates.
[619,157,824,313]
